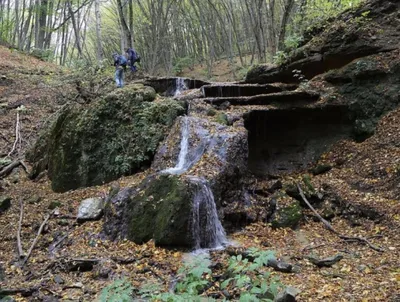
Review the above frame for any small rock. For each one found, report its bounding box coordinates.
[218,101,231,110]
[311,164,332,175]
[270,199,302,229]
[28,194,41,204]
[0,196,12,213]
[267,258,293,273]
[267,180,283,193]
[307,254,343,267]
[275,286,301,302]
[77,197,104,222]
[357,264,367,272]
[54,274,64,284]
[57,220,69,226]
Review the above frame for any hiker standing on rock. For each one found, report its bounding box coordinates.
[112,52,127,88]
[125,47,140,72]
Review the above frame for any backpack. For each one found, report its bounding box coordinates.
[119,55,127,66]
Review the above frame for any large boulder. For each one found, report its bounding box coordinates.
[27,84,186,192]
[104,174,193,246]
[152,115,248,207]
[245,0,400,84]
[103,115,248,246]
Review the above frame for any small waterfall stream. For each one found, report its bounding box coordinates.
[174,77,188,97]
[163,117,190,175]
[162,116,228,250]
[189,176,228,249]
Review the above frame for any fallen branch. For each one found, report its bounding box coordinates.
[0,287,38,297]
[19,160,29,174]
[297,184,385,253]
[0,159,21,178]
[22,210,56,267]
[7,111,20,157]
[17,198,24,258]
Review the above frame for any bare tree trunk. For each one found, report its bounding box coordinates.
[116,0,131,50]
[67,0,83,58]
[94,0,103,61]
[278,0,295,50]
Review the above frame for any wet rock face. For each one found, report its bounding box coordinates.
[244,105,354,176]
[245,0,400,84]
[200,83,297,98]
[27,84,185,192]
[152,116,248,207]
[143,77,210,96]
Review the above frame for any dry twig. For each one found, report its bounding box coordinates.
[7,111,21,157]
[297,183,385,253]
[22,209,56,267]
[17,198,24,258]
[0,159,21,178]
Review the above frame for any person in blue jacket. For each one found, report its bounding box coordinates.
[112,52,127,88]
[125,47,140,72]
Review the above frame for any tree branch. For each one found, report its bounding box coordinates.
[22,210,56,267]
[297,183,385,253]
[17,198,24,258]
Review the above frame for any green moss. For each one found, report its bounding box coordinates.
[271,200,302,229]
[215,112,228,125]
[29,84,186,192]
[127,175,193,246]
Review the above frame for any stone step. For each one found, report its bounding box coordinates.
[202,90,319,106]
[201,83,297,98]
[141,77,210,96]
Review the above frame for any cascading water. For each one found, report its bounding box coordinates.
[162,117,207,175]
[189,176,228,249]
[174,77,188,97]
[163,116,190,175]
[162,116,228,250]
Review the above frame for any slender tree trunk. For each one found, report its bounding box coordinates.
[67,0,82,58]
[94,0,103,61]
[278,0,295,50]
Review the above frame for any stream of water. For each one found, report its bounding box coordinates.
[162,115,228,251]
[174,77,188,97]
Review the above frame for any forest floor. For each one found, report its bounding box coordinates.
[0,46,399,301]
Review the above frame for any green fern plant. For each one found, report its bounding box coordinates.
[99,278,134,302]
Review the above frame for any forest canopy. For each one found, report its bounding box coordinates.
[0,0,361,76]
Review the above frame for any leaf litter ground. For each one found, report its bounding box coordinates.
[0,46,399,301]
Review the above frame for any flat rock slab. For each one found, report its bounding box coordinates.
[201,83,297,98]
[203,90,319,106]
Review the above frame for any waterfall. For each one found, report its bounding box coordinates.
[162,117,206,175]
[174,77,188,97]
[189,176,228,249]
[161,116,228,250]
[163,117,190,174]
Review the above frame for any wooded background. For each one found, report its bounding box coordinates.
[0,0,359,76]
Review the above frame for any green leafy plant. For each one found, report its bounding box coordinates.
[273,51,289,65]
[139,248,285,301]
[220,249,283,301]
[99,278,134,302]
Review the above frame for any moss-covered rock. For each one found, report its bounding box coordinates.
[104,174,204,247]
[271,199,302,229]
[126,174,193,246]
[28,84,185,192]
[0,196,11,213]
